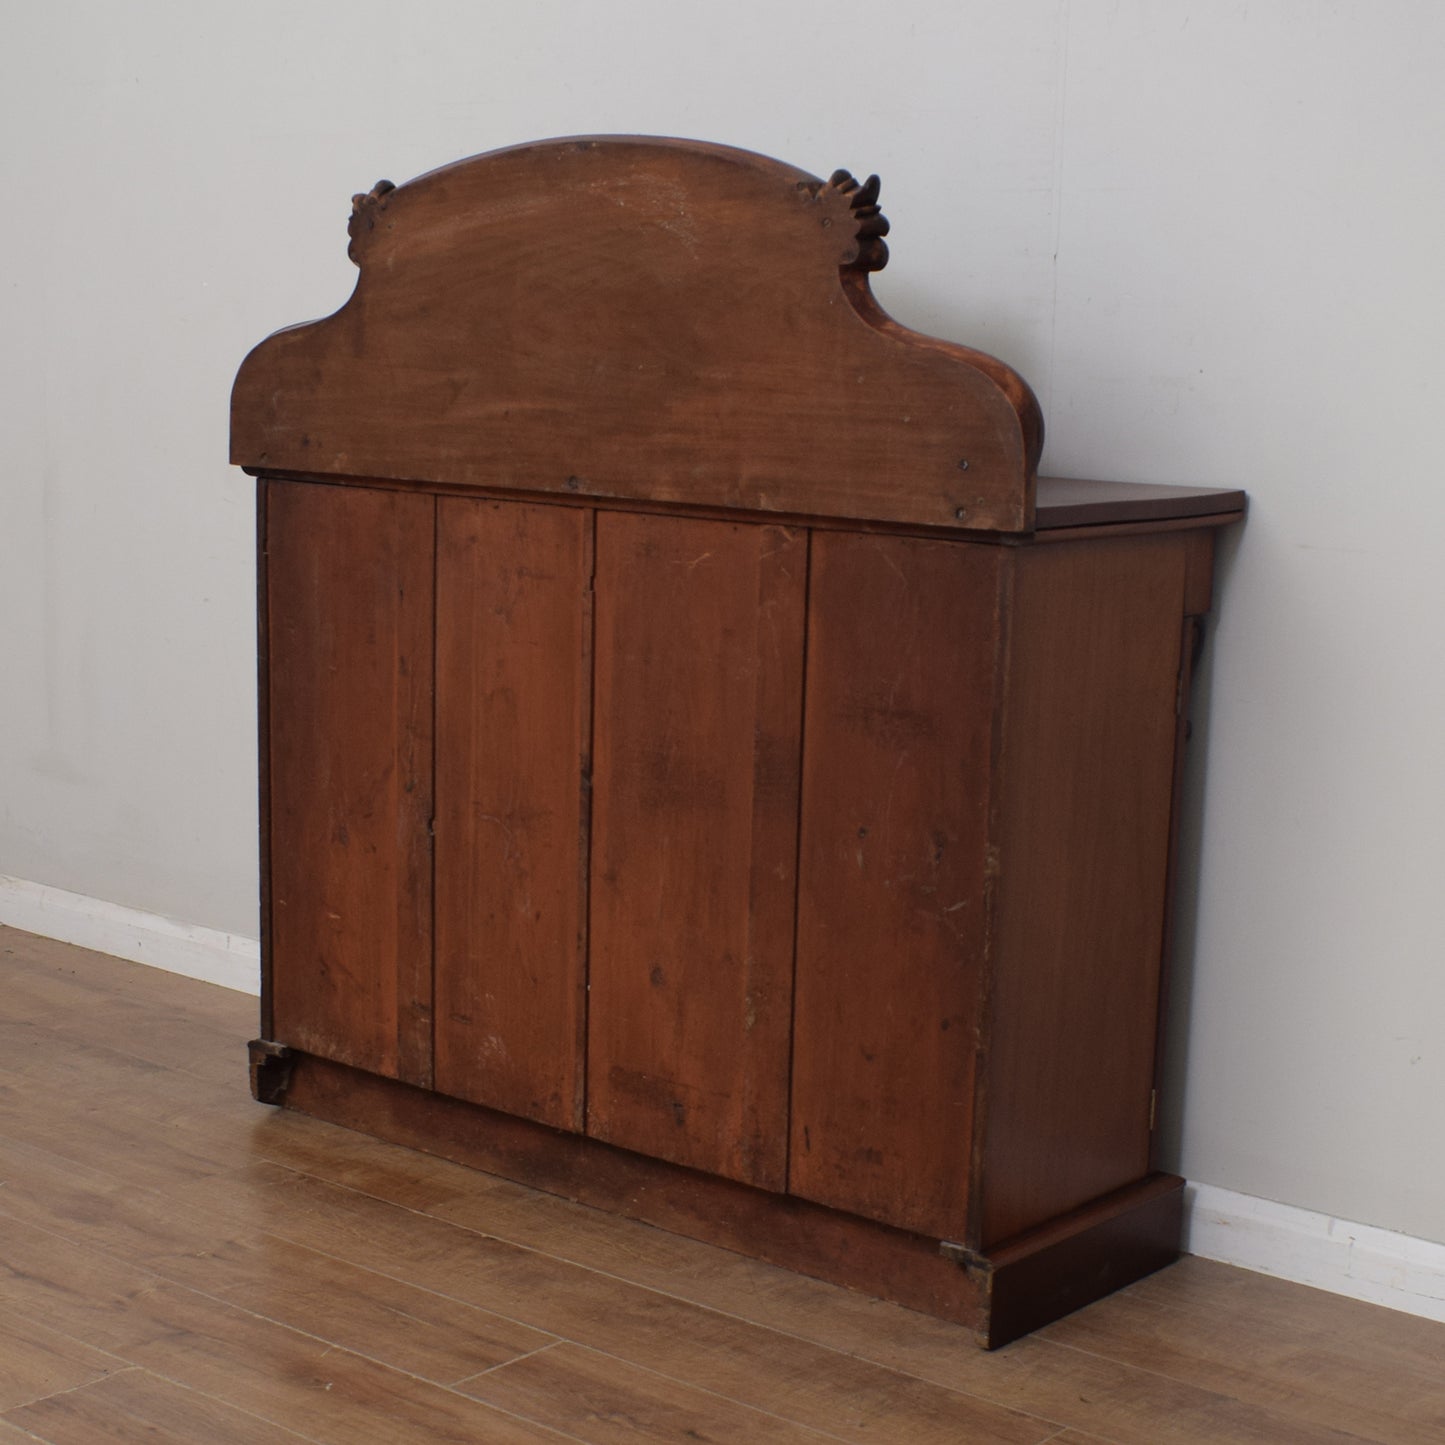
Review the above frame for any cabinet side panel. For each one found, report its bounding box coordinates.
[433,498,591,1131]
[265,480,435,1085]
[980,536,1187,1248]
[789,534,1000,1240]
[587,513,806,1190]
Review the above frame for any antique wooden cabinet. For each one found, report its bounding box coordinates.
[232,136,1244,1347]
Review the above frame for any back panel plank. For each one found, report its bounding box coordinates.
[587,513,806,1189]
[980,536,1186,1247]
[790,534,1001,1240]
[265,480,435,1085]
[433,498,592,1130]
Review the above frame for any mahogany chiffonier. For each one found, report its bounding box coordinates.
[231,136,1243,1347]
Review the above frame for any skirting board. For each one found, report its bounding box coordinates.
[2,875,1441,1327]
[0,874,259,996]
[1185,1183,1445,1325]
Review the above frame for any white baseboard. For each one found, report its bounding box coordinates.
[0,874,259,996]
[1185,1182,1445,1325]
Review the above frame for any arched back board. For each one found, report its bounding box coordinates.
[231,135,1042,533]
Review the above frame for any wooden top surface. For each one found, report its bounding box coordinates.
[1034,477,1247,530]
[231,136,1044,533]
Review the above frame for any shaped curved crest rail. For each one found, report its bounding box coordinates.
[231,136,1042,533]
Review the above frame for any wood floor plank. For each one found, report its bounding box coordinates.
[114,1294,573,1445]
[174,1161,1057,1445]
[0,1420,49,1442]
[1063,1249,1445,1376]
[0,1206,574,1445]
[421,1169,1396,1445]
[0,1214,185,1358]
[0,1023,257,1182]
[0,925,253,1031]
[0,1135,250,1266]
[3,933,1440,1445]
[244,1108,480,1213]
[141,1234,562,1385]
[0,1148,557,1388]
[0,1315,126,1412]
[4,1368,320,1445]
[3,1138,1053,1443]
[459,1341,841,1443]
[0,961,248,1089]
[1039,1256,1445,1445]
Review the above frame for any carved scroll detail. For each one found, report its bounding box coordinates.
[347,179,396,264]
[829,169,890,272]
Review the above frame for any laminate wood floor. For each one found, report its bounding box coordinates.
[1,924,1440,1444]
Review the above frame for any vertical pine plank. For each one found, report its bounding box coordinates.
[433,498,592,1131]
[265,480,435,1086]
[789,533,1001,1239]
[587,513,805,1189]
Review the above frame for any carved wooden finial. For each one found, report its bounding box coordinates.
[347,179,396,264]
[828,169,890,272]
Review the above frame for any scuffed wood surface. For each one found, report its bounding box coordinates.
[263,481,435,1088]
[433,499,593,1131]
[788,532,1001,1238]
[586,512,807,1189]
[232,136,1041,533]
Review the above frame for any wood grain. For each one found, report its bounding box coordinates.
[231,137,1042,533]
[5,1369,319,1445]
[789,532,1002,1239]
[979,536,1189,1247]
[0,1191,565,1445]
[3,931,1440,1445]
[164,1163,1039,1444]
[459,1342,838,1443]
[0,1030,259,1193]
[0,1314,123,1412]
[433,497,592,1130]
[235,136,1251,1359]
[586,512,806,1188]
[264,479,435,1086]
[980,1173,1183,1348]
[427,1177,1361,1445]
[276,1051,987,1330]
[1041,1256,1445,1445]
[0,1168,551,1392]
[141,1233,561,1385]
[112,1287,567,1445]
[1034,476,1247,530]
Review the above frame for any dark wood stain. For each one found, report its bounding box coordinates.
[586,513,805,1189]
[789,533,1001,1238]
[263,480,434,1086]
[433,498,592,1130]
[979,535,1190,1247]
[237,136,1247,1346]
[232,138,1041,534]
